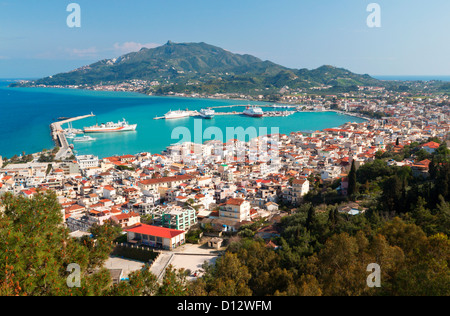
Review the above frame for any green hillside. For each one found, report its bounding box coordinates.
[12,41,383,94]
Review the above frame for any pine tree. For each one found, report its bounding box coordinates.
[0,192,117,296]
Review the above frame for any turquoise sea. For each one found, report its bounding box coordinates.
[0,81,365,159]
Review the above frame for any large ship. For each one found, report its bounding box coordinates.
[83,119,137,133]
[199,108,215,119]
[164,110,190,120]
[243,106,264,118]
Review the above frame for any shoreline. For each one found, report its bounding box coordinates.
[46,112,370,161]
[7,84,373,121]
[1,84,371,160]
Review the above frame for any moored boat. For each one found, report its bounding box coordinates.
[199,108,215,119]
[164,110,190,120]
[84,118,137,133]
[73,136,96,142]
[243,106,264,118]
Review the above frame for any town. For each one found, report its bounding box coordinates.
[1,87,449,284]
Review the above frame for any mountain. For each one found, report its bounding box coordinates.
[12,41,383,94]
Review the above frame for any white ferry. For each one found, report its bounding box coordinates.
[164,110,190,120]
[84,119,137,133]
[199,108,215,119]
[243,106,264,118]
[73,136,96,142]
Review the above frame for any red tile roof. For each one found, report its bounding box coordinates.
[226,198,246,206]
[422,142,440,149]
[139,175,192,185]
[125,224,185,239]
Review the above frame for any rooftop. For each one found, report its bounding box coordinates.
[125,224,185,239]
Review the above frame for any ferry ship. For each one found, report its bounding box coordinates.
[164,110,190,120]
[73,136,96,142]
[83,119,137,133]
[243,106,264,118]
[199,108,215,119]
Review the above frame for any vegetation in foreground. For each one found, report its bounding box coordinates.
[0,141,449,296]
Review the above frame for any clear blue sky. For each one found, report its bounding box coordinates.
[1,0,450,78]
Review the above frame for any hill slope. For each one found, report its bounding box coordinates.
[13,41,383,93]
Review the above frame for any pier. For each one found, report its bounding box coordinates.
[154,109,295,120]
[50,113,95,160]
[208,104,296,109]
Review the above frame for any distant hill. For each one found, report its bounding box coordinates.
[12,41,383,94]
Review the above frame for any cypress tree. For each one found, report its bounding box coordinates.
[306,204,316,230]
[348,160,357,199]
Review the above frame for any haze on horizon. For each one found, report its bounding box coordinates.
[1,0,450,79]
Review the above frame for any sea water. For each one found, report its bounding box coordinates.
[0,81,365,158]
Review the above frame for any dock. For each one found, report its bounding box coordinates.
[50,113,95,160]
[154,109,296,120]
[208,104,296,109]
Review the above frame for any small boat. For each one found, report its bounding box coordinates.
[73,136,96,142]
[66,132,76,139]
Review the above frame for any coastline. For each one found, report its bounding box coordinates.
[6,84,373,122]
[45,110,370,161]
[1,84,371,160]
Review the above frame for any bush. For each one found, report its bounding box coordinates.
[186,230,203,244]
[111,245,159,262]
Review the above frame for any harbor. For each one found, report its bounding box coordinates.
[207,104,296,109]
[153,105,296,120]
[0,82,368,159]
[50,113,95,160]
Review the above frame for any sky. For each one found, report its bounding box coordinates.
[1,0,450,78]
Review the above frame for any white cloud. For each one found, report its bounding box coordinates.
[34,41,161,61]
[66,47,99,58]
[113,42,161,55]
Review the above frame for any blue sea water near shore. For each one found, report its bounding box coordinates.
[0,81,366,159]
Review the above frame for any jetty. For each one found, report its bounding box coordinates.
[154,109,295,120]
[208,104,295,109]
[50,113,95,160]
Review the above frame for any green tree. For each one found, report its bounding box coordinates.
[381,175,403,215]
[157,265,189,296]
[0,192,114,296]
[195,252,252,296]
[347,160,357,199]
